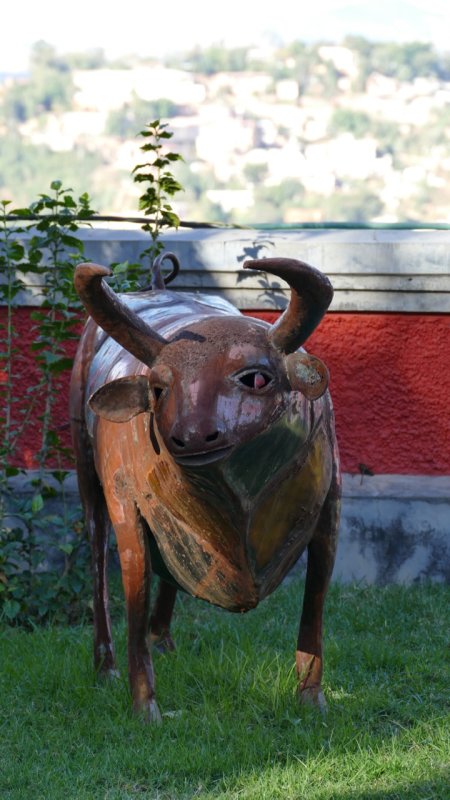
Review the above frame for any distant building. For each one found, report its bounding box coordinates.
[318,46,358,78]
[73,67,205,112]
[19,111,108,151]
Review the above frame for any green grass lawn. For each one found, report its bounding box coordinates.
[1,580,449,800]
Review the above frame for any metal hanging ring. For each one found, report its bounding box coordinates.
[152,252,180,287]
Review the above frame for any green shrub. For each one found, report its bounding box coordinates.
[0,123,183,626]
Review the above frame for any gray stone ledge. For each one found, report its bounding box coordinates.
[3,470,449,585]
[343,473,450,500]
[3,227,450,312]
[7,469,449,500]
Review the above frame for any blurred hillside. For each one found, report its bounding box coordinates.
[1,38,450,224]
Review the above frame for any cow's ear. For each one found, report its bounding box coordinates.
[89,376,150,422]
[285,352,329,400]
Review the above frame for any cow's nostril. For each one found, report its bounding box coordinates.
[171,437,185,448]
[205,431,219,443]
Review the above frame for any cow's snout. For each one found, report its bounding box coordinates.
[167,418,233,467]
[169,424,227,454]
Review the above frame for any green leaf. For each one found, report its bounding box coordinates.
[140,120,160,131]
[48,356,74,374]
[133,174,156,184]
[50,470,69,484]
[46,430,60,446]
[8,242,25,260]
[31,494,44,514]
[132,161,154,172]
[112,261,129,275]
[12,207,32,218]
[59,543,74,555]
[60,234,83,249]
[3,599,21,620]
[5,466,21,477]
[41,485,58,499]
[152,157,170,169]
[161,210,180,228]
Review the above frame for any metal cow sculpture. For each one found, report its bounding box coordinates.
[70,254,341,722]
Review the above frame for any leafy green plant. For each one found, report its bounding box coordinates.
[0,200,27,472]
[0,121,184,626]
[0,492,91,625]
[108,121,184,291]
[0,182,96,625]
[132,119,183,270]
[16,180,94,470]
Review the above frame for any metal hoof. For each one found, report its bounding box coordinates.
[145,699,162,724]
[104,668,121,681]
[134,696,162,724]
[298,686,327,713]
[150,632,176,654]
[95,664,120,681]
[94,645,117,678]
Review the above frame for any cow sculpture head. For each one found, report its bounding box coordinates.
[74,258,333,470]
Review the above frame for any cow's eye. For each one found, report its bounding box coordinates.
[238,370,273,390]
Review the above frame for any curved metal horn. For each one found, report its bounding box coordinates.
[74,263,166,366]
[243,258,333,353]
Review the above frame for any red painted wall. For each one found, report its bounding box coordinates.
[0,308,79,470]
[2,308,450,475]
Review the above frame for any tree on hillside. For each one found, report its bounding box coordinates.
[106,94,184,138]
[343,36,450,88]
[327,109,401,164]
[323,183,383,222]
[342,35,374,90]
[243,162,269,185]
[370,41,441,82]
[236,178,306,226]
[2,41,74,123]
[0,135,103,206]
[179,45,249,74]
[63,48,107,70]
[328,109,373,138]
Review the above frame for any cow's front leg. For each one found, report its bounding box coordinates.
[296,477,340,709]
[149,579,177,653]
[115,504,161,722]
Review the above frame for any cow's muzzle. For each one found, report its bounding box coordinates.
[173,445,234,468]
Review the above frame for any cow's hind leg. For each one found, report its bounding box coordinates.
[296,473,340,708]
[75,442,117,677]
[149,580,177,653]
[86,479,117,676]
[71,350,116,677]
